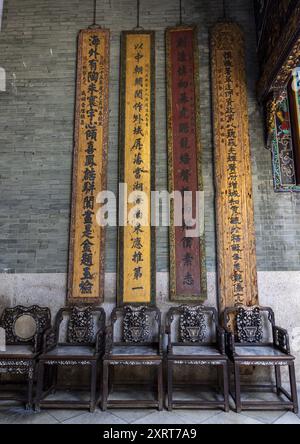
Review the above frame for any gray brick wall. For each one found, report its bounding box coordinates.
[0,0,300,274]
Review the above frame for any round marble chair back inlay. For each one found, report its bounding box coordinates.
[14,314,37,340]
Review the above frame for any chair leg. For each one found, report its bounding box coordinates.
[217,366,222,394]
[157,362,163,411]
[275,365,282,395]
[167,360,173,411]
[234,363,242,413]
[90,361,97,413]
[102,360,109,411]
[109,366,114,394]
[289,362,298,414]
[222,362,230,413]
[26,366,34,410]
[35,361,45,412]
[51,365,58,394]
[44,364,51,391]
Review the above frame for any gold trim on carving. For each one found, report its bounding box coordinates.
[257,5,300,101]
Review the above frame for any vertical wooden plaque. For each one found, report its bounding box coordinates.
[210,22,258,310]
[68,28,110,304]
[118,31,155,305]
[166,26,207,302]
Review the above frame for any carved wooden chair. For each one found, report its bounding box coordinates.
[0,305,51,409]
[35,306,105,412]
[102,305,163,410]
[223,305,298,413]
[166,305,229,411]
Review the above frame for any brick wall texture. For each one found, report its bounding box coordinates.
[0,0,300,274]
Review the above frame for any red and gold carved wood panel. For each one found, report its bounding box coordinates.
[166,26,206,302]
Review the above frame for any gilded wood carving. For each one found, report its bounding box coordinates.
[256,0,300,101]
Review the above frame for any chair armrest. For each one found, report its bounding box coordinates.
[95,329,105,355]
[224,327,235,358]
[165,325,172,354]
[273,325,290,354]
[216,325,226,354]
[32,332,39,353]
[158,326,164,355]
[42,327,57,353]
[105,325,113,354]
[33,324,53,353]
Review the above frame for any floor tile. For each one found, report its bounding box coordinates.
[273,412,300,424]
[240,391,286,402]
[46,408,86,422]
[241,410,286,424]
[202,411,263,424]
[62,410,127,424]
[0,407,59,424]
[111,408,156,424]
[175,409,222,424]
[0,388,299,424]
[132,411,189,424]
[40,390,93,421]
[109,387,155,402]
[42,390,90,402]
[173,388,224,402]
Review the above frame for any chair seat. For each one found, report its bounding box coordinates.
[235,345,293,359]
[41,345,96,360]
[171,345,223,357]
[110,345,159,357]
[0,345,34,358]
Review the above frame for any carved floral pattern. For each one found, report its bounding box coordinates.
[0,360,34,378]
[173,360,223,365]
[179,306,206,343]
[236,306,263,343]
[108,360,160,366]
[67,306,94,344]
[123,306,150,343]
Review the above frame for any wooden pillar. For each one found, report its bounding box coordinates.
[210,22,258,311]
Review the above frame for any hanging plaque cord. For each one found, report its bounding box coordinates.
[89,0,101,29]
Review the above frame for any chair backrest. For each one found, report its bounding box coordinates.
[0,305,51,349]
[110,305,161,345]
[166,305,218,345]
[223,305,275,344]
[55,306,105,346]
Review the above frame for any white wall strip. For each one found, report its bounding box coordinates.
[0,0,3,32]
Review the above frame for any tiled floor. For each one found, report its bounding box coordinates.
[0,387,299,425]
